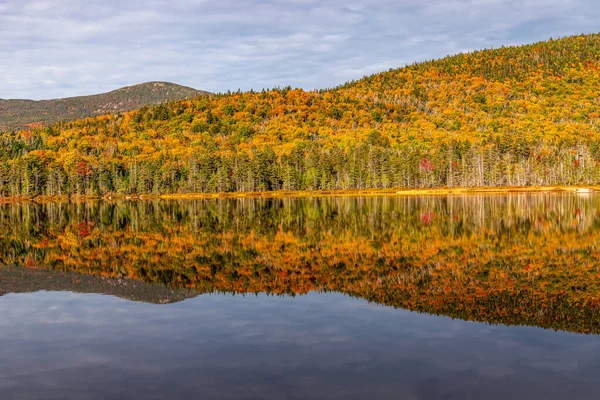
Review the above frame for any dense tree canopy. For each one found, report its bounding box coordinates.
[1,33,600,196]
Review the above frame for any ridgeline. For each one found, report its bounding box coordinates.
[1,33,600,197]
[0,81,210,132]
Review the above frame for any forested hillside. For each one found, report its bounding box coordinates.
[1,34,600,197]
[0,82,209,132]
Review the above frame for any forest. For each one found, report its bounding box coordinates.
[1,33,600,196]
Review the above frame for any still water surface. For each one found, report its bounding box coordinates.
[1,194,600,399]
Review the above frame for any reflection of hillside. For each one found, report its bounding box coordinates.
[0,266,198,304]
[1,195,600,333]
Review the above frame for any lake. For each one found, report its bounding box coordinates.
[1,194,600,399]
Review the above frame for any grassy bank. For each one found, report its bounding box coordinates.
[0,185,598,204]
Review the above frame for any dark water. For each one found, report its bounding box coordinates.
[1,194,600,399]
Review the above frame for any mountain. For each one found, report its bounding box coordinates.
[0,33,600,196]
[0,81,211,131]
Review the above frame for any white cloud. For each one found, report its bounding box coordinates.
[0,0,598,99]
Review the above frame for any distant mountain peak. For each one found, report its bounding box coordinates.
[0,82,211,131]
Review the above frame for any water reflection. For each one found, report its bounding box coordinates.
[1,194,600,333]
[2,291,600,400]
[3,194,600,399]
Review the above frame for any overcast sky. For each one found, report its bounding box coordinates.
[1,0,598,100]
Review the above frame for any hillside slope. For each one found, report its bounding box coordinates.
[0,82,210,131]
[0,33,599,196]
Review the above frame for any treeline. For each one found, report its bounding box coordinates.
[2,139,600,196]
[1,33,600,196]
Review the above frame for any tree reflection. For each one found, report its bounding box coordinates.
[2,194,600,333]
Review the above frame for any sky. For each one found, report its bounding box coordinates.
[1,0,599,100]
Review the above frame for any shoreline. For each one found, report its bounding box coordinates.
[0,186,597,204]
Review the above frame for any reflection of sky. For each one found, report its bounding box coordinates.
[1,291,600,399]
